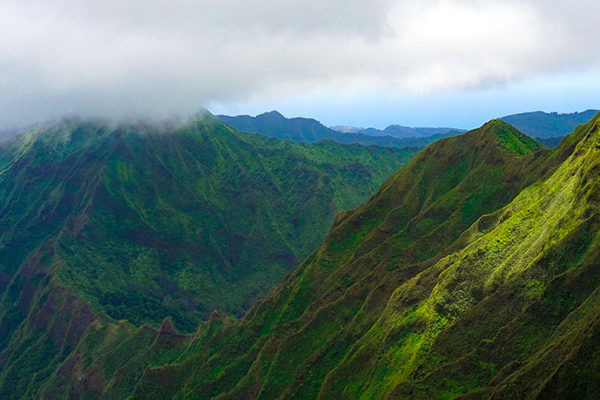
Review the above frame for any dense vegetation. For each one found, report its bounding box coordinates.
[126,115,600,399]
[3,112,600,399]
[218,111,460,148]
[0,112,420,398]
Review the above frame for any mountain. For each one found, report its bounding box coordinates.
[126,116,599,399]
[218,111,332,143]
[4,114,600,399]
[501,109,599,139]
[333,124,464,139]
[0,112,421,398]
[334,110,598,147]
[119,119,562,399]
[12,115,596,399]
[332,110,598,148]
[218,111,458,148]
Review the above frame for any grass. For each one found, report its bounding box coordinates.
[4,114,600,399]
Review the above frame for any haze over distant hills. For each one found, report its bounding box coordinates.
[500,109,599,138]
[218,111,461,148]
[334,110,599,143]
[221,110,599,152]
[331,124,464,139]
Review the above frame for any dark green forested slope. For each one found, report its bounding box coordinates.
[0,112,417,398]
[123,115,600,399]
[25,117,590,399]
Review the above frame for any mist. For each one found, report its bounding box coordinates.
[1,0,599,127]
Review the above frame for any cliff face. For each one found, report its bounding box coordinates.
[131,115,600,399]
[0,114,416,399]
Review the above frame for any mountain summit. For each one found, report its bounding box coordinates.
[218,111,459,148]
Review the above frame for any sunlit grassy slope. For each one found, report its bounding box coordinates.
[26,116,592,399]
[126,115,599,400]
[4,113,600,399]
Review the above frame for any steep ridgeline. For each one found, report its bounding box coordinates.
[0,113,417,398]
[30,117,592,399]
[218,111,459,148]
[124,114,598,400]
[501,109,599,143]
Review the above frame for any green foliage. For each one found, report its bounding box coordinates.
[0,113,415,398]
[5,113,600,400]
[487,119,541,155]
[120,117,587,399]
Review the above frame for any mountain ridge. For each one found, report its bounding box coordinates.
[125,118,566,398]
[500,109,599,138]
[0,111,415,339]
[22,116,573,399]
[331,110,598,148]
[331,123,462,139]
[0,113,419,397]
[3,113,600,399]
[125,116,596,399]
[218,111,461,148]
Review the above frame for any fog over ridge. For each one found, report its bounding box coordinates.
[1,0,599,127]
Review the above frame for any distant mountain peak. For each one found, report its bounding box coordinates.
[259,110,285,119]
[217,112,455,147]
[331,122,464,139]
[191,106,213,118]
[500,109,599,139]
[481,118,516,132]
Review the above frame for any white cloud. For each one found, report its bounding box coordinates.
[0,0,599,125]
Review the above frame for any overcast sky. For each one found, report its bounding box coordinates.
[1,0,599,129]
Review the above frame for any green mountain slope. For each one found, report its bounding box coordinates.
[0,115,416,324]
[4,114,600,399]
[123,115,599,399]
[27,117,587,399]
[0,112,417,398]
[128,119,558,399]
